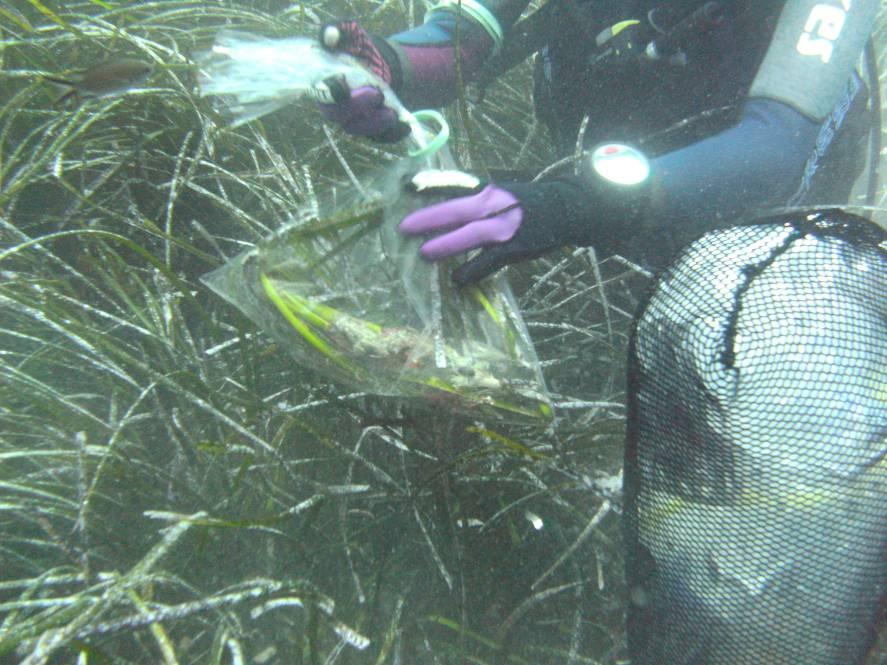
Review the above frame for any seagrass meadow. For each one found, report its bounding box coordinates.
[1,1,885,664]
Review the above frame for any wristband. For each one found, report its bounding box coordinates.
[425,0,504,55]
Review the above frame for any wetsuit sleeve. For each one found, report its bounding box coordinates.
[497,99,821,270]
[531,2,875,269]
[386,0,532,107]
[635,98,820,266]
[750,0,879,121]
[630,0,878,264]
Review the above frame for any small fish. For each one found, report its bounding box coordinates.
[43,58,153,104]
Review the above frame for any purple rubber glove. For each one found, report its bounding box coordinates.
[319,21,410,143]
[401,181,522,260]
[401,152,654,284]
[400,171,586,286]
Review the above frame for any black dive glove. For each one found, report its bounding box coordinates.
[399,146,652,285]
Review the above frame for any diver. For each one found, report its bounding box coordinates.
[320,1,886,663]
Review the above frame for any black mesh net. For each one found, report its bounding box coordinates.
[623,210,886,665]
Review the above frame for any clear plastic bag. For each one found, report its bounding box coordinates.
[195,31,409,127]
[203,154,552,422]
[198,31,551,422]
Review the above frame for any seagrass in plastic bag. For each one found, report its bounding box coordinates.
[197,30,550,421]
[203,157,552,423]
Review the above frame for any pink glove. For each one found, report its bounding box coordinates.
[400,181,522,260]
[319,21,410,142]
[400,170,603,286]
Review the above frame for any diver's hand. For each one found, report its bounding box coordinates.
[400,171,588,286]
[319,21,410,142]
[402,147,655,285]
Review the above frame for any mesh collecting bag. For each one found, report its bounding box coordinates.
[623,210,886,664]
[203,157,552,423]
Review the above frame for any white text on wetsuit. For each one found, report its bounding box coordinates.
[796,1,851,64]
